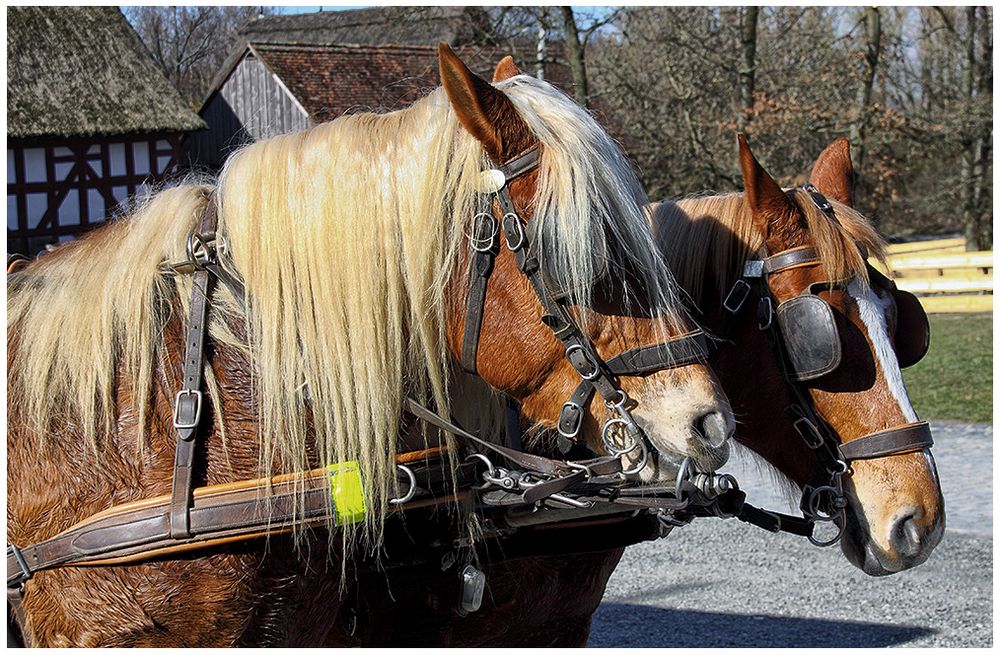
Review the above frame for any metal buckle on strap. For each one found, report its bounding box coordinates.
[173,389,203,432]
[723,280,751,314]
[470,212,498,253]
[502,213,526,251]
[743,260,764,278]
[558,400,584,438]
[792,416,824,450]
[7,544,31,587]
[565,344,601,381]
[757,297,774,330]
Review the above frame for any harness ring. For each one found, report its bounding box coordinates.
[389,464,417,505]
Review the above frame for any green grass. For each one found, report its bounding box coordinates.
[903,313,993,424]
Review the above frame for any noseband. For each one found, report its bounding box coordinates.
[461,147,709,462]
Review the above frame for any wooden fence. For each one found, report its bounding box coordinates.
[880,237,993,314]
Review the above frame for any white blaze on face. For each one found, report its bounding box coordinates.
[847,279,941,484]
[846,278,919,424]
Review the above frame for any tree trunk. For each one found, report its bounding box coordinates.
[961,7,981,251]
[849,7,881,179]
[536,25,547,80]
[737,6,759,132]
[974,10,993,249]
[560,6,589,106]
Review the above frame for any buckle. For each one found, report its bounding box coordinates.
[501,213,526,251]
[7,544,31,587]
[173,389,203,432]
[792,416,824,449]
[470,212,498,253]
[558,400,584,438]
[722,280,751,314]
[757,297,774,330]
[565,344,601,381]
[743,260,764,278]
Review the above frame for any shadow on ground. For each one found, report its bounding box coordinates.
[588,603,935,648]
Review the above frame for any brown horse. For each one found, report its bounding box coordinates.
[6,46,733,646]
[654,136,944,574]
[323,136,946,646]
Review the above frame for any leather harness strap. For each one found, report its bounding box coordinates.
[838,421,933,461]
[461,148,542,375]
[762,247,820,274]
[403,398,621,479]
[6,453,457,590]
[169,202,219,539]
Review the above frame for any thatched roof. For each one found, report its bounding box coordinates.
[7,7,206,139]
[238,7,494,48]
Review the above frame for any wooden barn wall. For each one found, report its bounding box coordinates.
[184,53,310,170]
[7,134,181,255]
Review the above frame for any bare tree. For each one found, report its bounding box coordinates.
[125,6,273,107]
[737,6,759,132]
[560,7,589,105]
[849,7,882,179]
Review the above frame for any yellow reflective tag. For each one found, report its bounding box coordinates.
[327,461,366,525]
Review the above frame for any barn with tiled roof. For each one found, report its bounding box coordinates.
[184,7,564,169]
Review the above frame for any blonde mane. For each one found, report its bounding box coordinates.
[653,189,888,307]
[8,74,678,546]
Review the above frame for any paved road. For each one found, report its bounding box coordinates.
[588,421,993,648]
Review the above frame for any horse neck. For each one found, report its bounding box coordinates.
[706,310,815,486]
[669,199,815,486]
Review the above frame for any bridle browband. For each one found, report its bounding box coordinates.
[461,147,709,461]
[718,183,934,546]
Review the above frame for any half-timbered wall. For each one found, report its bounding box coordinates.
[185,49,310,169]
[7,133,182,254]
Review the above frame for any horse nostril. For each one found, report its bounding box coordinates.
[696,411,731,448]
[888,509,925,559]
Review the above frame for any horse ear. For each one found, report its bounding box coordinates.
[738,134,799,242]
[438,43,527,160]
[492,56,522,82]
[810,137,855,207]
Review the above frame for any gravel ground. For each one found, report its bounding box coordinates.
[589,421,993,648]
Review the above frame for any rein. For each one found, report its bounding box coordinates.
[716,184,935,546]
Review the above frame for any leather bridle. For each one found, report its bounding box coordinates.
[717,184,934,546]
[461,147,709,462]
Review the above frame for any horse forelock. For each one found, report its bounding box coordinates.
[659,191,888,306]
